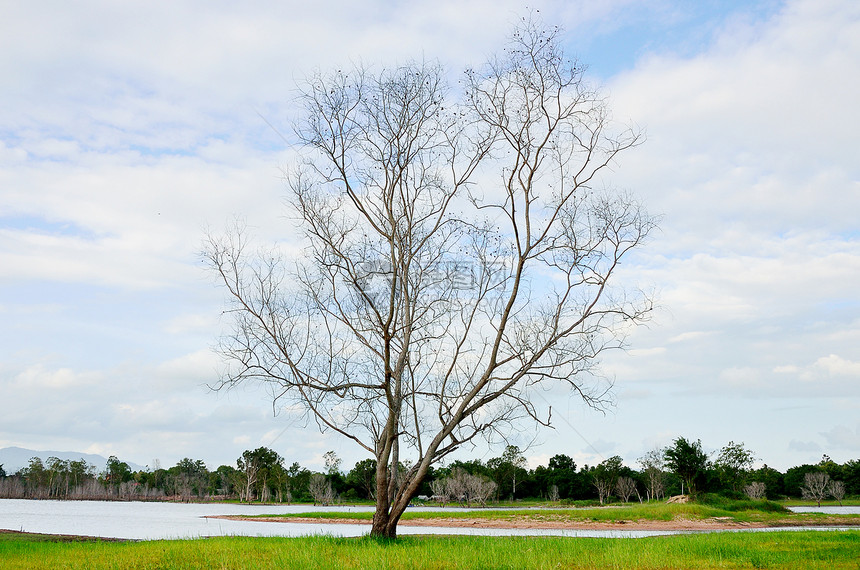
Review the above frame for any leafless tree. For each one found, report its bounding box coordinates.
[744,481,767,500]
[616,476,637,503]
[205,19,653,538]
[308,473,335,505]
[827,480,845,506]
[0,477,25,498]
[236,455,258,504]
[173,474,194,502]
[594,477,614,505]
[444,468,469,506]
[548,484,560,502]
[472,475,498,507]
[801,472,830,507]
[439,467,497,507]
[637,448,666,501]
[429,477,449,506]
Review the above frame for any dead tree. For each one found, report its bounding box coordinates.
[801,472,830,507]
[594,478,614,505]
[206,19,653,538]
[429,478,449,506]
[827,480,845,506]
[236,454,259,504]
[308,473,335,505]
[638,448,666,501]
[744,481,767,500]
[616,476,637,503]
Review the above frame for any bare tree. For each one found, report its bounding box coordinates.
[744,481,767,500]
[236,453,259,504]
[594,478,614,505]
[637,447,666,501]
[548,484,560,502]
[470,474,498,507]
[801,472,830,507]
[439,467,496,507]
[308,473,335,505]
[616,476,637,503]
[205,19,653,538]
[827,480,845,506]
[445,468,469,506]
[429,477,449,506]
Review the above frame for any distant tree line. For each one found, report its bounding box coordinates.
[1,438,858,504]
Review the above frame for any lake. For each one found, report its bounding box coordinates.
[0,499,855,541]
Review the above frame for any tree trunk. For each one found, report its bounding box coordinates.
[370,466,405,538]
[370,456,427,538]
[370,506,398,539]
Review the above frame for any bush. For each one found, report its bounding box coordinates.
[560,498,602,507]
[696,493,788,513]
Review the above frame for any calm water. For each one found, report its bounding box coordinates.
[787,506,860,515]
[0,499,856,541]
[0,500,675,540]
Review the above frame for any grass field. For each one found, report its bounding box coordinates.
[240,501,860,528]
[1,530,859,569]
[781,499,860,507]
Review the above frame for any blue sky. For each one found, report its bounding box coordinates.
[1,0,858,474]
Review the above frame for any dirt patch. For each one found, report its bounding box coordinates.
[210,515,775,531]
[665,495,693,504]
[0,529,132,542]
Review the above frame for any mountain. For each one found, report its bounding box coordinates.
[0,446,146,474]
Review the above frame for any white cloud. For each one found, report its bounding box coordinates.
[11,364,103,389]
[789,440,822,453]
[1,0,859,473]
[155,350,220,386]
[807,355,860,379]
[232,436,252,446]
[769,354,860,386]
[668,331,712,343]
[627,347,666,357]
[718,367,762,388]
[163,314,219,336]
[608,3,860,256]
[820,424,860,451]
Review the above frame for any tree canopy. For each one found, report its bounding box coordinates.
[664,437,709,496]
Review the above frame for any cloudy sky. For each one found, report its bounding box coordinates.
[1,0,858,474]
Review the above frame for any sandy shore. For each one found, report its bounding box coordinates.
[210,515,822,532]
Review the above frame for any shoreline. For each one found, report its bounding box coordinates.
[209,514,860,532]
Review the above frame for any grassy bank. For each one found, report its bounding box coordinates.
[1,530,859,569]
[781,499,860,507]
[243,501,860,528]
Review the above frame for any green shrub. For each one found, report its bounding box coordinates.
[696,493,788,513]
[559,498,602,507]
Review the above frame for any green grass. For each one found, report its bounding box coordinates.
[256,503,723,522]
[246,500,859,528]
[1,531,859,569]
[781,498,860,507]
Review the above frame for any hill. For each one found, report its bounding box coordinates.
[0,446,145,474]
